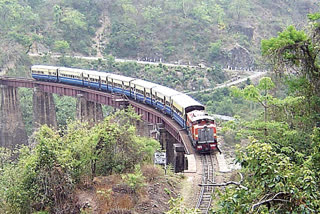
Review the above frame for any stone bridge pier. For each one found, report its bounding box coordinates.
[33,87,57,129]
[153,124,185,173]
[76,94,104,124]
[0,85,27,148]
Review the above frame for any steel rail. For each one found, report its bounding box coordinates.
[195,154,215,213]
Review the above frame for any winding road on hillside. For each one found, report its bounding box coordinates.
[185,71,267,95]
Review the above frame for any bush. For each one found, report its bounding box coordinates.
[122,165,145,191]
[141,165,164,182]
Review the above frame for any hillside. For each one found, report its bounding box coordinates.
[0,0,319,75]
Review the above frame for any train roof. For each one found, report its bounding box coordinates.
[153,85,182,97]
[31,65,59,70]
[172,94,204,113]
[131,79,159,89]
[187,110,214,122]
[82,69,108,77]
[59,67,86,74]
[108,73,136,82]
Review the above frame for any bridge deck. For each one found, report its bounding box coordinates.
[0,77,195,154]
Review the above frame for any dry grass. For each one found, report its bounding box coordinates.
[141,164,164,182]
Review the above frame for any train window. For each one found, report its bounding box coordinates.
[166,101,170,105]
[146,92,150,97]
[157,97,164,103]
[173,106,177,112]
[114,83,122,88]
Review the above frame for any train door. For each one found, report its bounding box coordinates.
[111,79,114,93]
[129,81,132,98]
[81,72,84,86]
[134,84,137,100]
[106,76,109,92]
[155,92,158,107]
[183,109,187,129]
[170,99,173,117]
[150,88,153,106]
[56,69,59,82]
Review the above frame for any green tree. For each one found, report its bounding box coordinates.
[53,40,70,54]
[229,0,250,21]
[53,4,63,25]
[231,77,275,136]
[0,109,160,213]
[216,12,320,213]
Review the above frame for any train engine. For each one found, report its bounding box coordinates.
[186,110,218,153]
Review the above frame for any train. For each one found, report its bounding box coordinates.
[31,65,218,153]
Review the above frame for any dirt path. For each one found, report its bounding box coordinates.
[93,14,110,58]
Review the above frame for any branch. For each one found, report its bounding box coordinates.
[199,172,248,190]
[251,192,289,212]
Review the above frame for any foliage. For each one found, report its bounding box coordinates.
[261,19,320,100]
[215,11,320,213]
[216,135,320,213]
[19,88,34,136]
[166,196,199,214]
[0,109,160,213]
[122,165,145,191]
[53,40,70,54]
[53,95,76,129]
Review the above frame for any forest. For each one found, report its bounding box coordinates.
[0,0,319,213]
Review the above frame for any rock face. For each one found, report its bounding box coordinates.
[76,94,104,124]
[229,22,255,42]
[224,43,255,69]
[0,86,28,148]
[33,87,57,129]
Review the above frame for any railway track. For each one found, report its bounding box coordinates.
[195,154,215,213]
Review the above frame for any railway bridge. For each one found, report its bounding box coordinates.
[0,77,193,172]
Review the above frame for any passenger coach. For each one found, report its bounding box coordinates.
[31,65,219,153]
